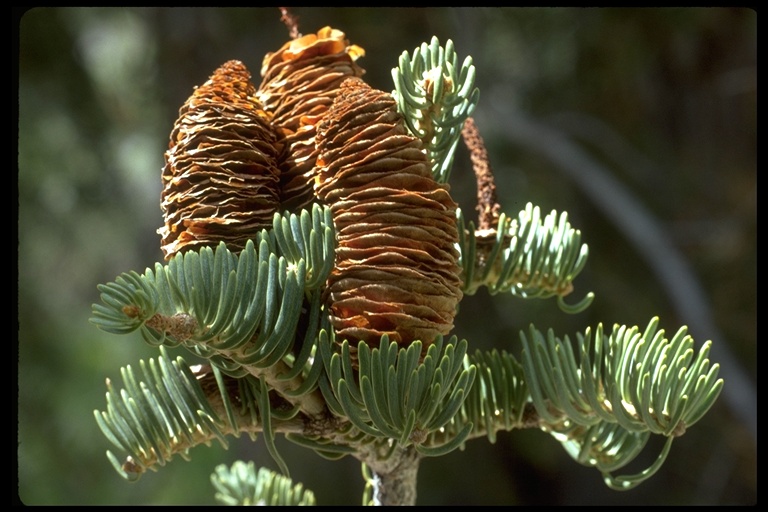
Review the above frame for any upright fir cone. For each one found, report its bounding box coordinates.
[313,78,463,356]
[158,60,282,259]
[257,26,365,212]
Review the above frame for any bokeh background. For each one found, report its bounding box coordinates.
[17,7,755,505]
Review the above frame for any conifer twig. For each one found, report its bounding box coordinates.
[145,313,328,419]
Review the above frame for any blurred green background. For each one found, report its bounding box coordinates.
[17,7,755,505]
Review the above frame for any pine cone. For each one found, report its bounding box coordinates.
[314,78,463,354]
[257,26,365,212]
[158,60,282,259]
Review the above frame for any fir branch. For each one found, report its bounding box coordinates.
[519,318,723,489]
[91,206,336,419]
[95,348,350,481]
[392,36,479,183]
[212,461,316,506]
[316,332,476,456]
[457,203,594,313]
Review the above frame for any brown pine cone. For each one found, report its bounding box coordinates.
[314,77,463,354]
[158,60,282,259]
[257,26,366,212]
